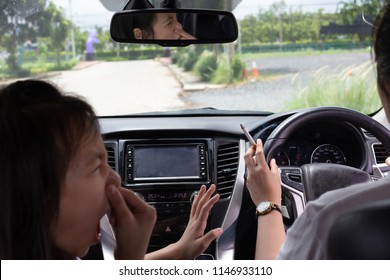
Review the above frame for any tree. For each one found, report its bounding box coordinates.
[339,0,385,24]
[239,3,335,46]
[44,2,70,65]
[0,0,70,73]
[336,0,384,42]
[240,15,259,45]
[0,0,47,73]
[93,26,112,53]
[74,27,89,56]
[270,0,287,43]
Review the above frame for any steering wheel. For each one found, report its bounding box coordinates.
[235,107,390,259]
[263,107,390,217]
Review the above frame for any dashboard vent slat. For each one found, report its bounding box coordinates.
[106,147,116,170]
[373,143,390,164]
[217,142,239,199]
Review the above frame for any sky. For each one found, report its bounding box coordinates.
[52,0,341,30]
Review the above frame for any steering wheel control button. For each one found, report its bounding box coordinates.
[288,174,302,183]
[256,201,282,216]
[373,163,390,179]
[280,168,304,191]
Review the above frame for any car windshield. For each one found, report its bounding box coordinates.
[0,0,383,116]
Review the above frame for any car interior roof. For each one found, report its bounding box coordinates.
[98,0,241,11]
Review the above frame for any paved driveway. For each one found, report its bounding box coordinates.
[48,60,184,116]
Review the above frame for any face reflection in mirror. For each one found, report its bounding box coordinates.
[133,13,196,40]
[110,10,238,44]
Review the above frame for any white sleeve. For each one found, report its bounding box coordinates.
[276,178,390,259]
[276,202,327,259]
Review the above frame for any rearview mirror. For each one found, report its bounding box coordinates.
[110,9,239,46]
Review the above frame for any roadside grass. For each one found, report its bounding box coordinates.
[285,61,381,114]
[0,58,79,79]
[211,55,245,84]
[241,48,370,60]
[24,58,79,75]
[211,55,230,84]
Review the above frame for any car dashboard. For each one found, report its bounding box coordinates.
[256,120,366,168]
[99,110,387,260]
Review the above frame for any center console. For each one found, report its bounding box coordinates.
[119,139,213,252]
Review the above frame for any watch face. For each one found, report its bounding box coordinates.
[258,202,271,212]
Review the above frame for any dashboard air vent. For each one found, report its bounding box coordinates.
[373,143,390,164]
[217,142,239,199]
[106,147,116,170]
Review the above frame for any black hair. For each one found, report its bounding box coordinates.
[0,80,99,259]
[130,13,156,39]
[112,12,156,40]
[373,1,390,98]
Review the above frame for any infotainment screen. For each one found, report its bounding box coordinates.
[133,145,200,179]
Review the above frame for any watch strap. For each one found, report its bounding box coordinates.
[256,202,282,217]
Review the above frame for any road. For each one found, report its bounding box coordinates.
[48,60,184,116]
[44,52,373,115]
[182,52,372,112]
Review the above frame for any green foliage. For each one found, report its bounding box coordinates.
[94,27,111,53]
[194,51,217,81]
[241,41,370,55]
[170,50,182,64]
[172,47,200,70]
[211,55,231,84]
[339,0,384,24]
[239,2,331,46]
[103,56,128,62]
[285,61,381,114]
[211,55,245,84]
[23,58,78,75]
[45,2,70,65]
[47,59,78,71]
[171,46,245,85]
[231,55,245,81]
[74,28,89,54]
[0,0,72,71]
[94,49,163,61]
[238,0,383,46]
[182,50,198,71]
[177,53,188,68]
[1,0,381,85]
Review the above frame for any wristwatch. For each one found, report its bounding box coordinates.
[256,201,281,217]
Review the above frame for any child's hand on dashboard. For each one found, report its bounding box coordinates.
[172,184,222,259]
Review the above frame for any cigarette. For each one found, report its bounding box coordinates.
[240,124,256,146]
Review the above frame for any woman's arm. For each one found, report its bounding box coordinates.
[243,139,285,259]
